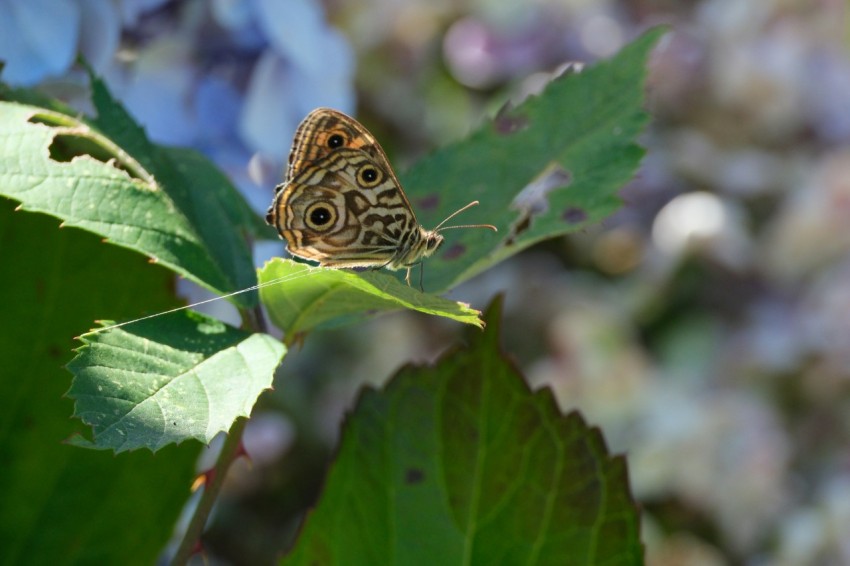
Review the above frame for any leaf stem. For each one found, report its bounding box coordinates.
[169,417,248,565]
[168,304,269,565]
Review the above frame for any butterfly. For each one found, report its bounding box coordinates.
[265,108,495,287]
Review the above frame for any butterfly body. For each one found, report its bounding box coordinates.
[267,108,492,284]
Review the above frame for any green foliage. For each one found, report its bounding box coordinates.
[0,26,659,565]
[0,75,263,307]
[0,199,199,564]
[0,29,659,333]
[259,258,484,336]
[282,299,642,566]
[400,28,662,292]
[67,312,285,453]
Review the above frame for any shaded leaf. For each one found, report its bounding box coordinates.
[258,258,483,337]
[0,199,198,564]
[282,298,642,566]
[67,312,285,453]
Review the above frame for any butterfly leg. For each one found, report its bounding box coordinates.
[402,263,424,291]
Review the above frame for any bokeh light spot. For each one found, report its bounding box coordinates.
[652,192,727,256]
[580,15,624,58]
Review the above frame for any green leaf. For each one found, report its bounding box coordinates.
[66,312,286,453]
[258,30,661,334]
[0,73,264,306]
[400,28,664,292]
[258,258,483,336]
[282,298,642,566]
[0,199,199,564]
[86,73,273,242]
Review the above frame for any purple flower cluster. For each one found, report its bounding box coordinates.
[0,0,354,214]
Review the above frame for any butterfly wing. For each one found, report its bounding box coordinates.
[271,146,422,268]
[286,109,376,177]
[267,108,434,269]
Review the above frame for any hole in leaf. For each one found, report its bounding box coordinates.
[512,163,572,216]
[48,133,110,164]
[494,102,529,135]
[28,114,144,181]
[556,61,585,78]
[504,216,531,246]
[507,162,572,242]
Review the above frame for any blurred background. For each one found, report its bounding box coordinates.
[2,0,849,564]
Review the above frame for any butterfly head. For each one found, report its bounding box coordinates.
[423,230,445,256]
[399,201,496,266]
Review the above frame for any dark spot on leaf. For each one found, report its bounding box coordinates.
[417,194,439,211]
[442,243,466,260]
[562,207,587,223]
[405,468,425,484]
[494,102,529,134]
[48,344,62,359]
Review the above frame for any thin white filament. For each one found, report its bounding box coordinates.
[87,268,318,335]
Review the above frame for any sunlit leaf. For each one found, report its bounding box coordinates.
[259,258,483,337]
[0,73,266,306]
[67,312,285,453]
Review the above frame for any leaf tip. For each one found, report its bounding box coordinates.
[482,294,505,324]
[63,433,98,450]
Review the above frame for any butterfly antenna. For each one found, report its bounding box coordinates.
[433,201,497,233]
